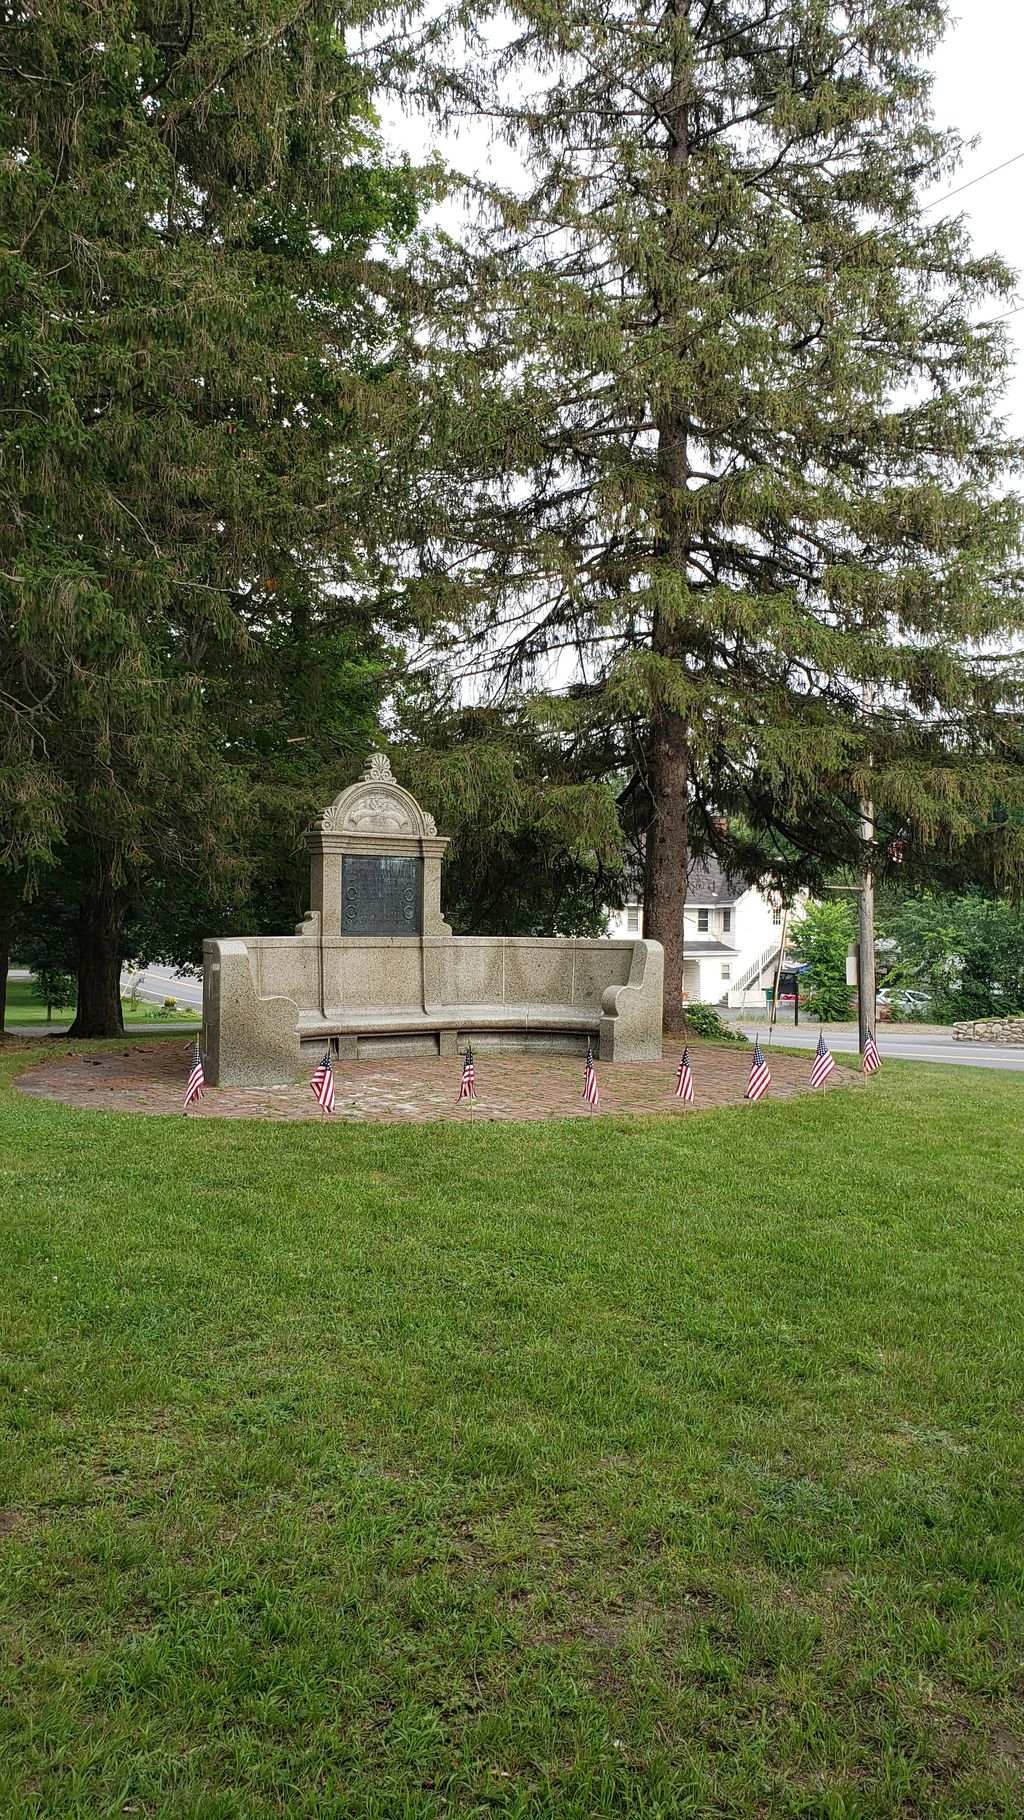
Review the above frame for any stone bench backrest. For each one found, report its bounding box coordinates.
[237,933,636,1014]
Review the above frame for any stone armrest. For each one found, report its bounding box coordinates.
[600,938,655,1016]
[598,939,663,1061]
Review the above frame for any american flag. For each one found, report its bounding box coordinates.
[863,1031,882,1075]
[809,1031,836,1089]
[674,1045,695,1104]
[745,1036,771,1101]
[582,1044,599,1109]
[183,1043,205,1112]
[458,1044,476,1100]
[310,1048,335,1113]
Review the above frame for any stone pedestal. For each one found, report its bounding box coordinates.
[307,752,451,941]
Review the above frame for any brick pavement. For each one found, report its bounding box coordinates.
[15,1039,856,1123]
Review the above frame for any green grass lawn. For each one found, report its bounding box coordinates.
[1,1042,1022,1818]
[2,979,77,1025]
[3,979,199,1029]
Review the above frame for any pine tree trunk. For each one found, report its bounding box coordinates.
[645,392,692,1033]
[68,865,126,1038]
[641,8,691,1036]
[643,699,689,1032]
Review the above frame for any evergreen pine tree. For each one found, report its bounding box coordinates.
[410,0,1024,1028]
[1,0,418,1032]
[397,694,627,933]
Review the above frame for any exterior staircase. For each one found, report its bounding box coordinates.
[727,940,783,1006]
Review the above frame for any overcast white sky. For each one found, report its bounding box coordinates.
[926,1,1024,428]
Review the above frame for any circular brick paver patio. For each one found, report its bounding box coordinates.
[14,1039,856,1123]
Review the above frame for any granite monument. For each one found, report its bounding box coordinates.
[202,754,663,1085]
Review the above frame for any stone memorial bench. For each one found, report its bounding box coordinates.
[203,757,663,1087]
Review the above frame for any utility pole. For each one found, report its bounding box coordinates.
[858,796,876,1056]
[769,903,790,1031]
[858,679,877,1058]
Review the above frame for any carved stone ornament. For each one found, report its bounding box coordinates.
[344,792,412,833]
[310,752,444,844]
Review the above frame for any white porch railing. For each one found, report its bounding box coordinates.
[729,940,782,1000]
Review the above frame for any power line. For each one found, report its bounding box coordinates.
[921,155,1024,327]
[923,149,1024,210]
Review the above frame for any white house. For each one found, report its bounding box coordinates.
[606,858,805,1009]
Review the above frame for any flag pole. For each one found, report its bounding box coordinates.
[458,1043,477,1114]
[767,905,789,1047]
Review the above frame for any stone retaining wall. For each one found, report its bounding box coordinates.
[951,1018,1024,1044]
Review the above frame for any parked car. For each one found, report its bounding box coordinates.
[877,987,933,1015]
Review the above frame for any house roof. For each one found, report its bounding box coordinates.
[685,855,751,906]
[682,939,736,957]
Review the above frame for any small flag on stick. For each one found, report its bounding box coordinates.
[674,1046,695,1104]
[809,1031,836,1090]
[310,1048,336,1114]
[458,1045,476,1101]
[863,1031,882,1076]
[184,1042,205,1113]
[583,1044,599,1110]
[745,1036,772,1102]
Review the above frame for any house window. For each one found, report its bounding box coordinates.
[697,908,710,932]
[722,909,731,934]
[773,906,783,925]
[626,905,640,933]
[721,963,732,981]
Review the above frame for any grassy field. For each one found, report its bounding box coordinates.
[0,1040,1022,1818]
[3,979,199,1029]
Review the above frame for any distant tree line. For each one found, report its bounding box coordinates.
[783,888,1024,1023]
[877,891,1024,1021]
[4,0,1024,1035]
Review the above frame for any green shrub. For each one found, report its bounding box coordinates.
[682,1002,749,1044]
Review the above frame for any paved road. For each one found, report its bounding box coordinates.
[741,1024,1024,1072]
[122,965,203,1011]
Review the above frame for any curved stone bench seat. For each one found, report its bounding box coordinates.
[300,1004,600,1030]
[298,1002,605,1060]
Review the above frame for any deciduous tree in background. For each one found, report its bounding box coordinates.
[878,891,1024,1021]
[790,897,854,1022]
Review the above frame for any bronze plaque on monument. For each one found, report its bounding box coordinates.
[342,855,423,936]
